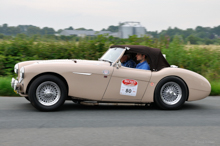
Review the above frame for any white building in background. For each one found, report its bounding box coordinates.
[119,22,146,38]
[60,30,113,37]
[59,22,147,38]
[119,23,133,39]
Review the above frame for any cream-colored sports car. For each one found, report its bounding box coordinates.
[11,45,211,111]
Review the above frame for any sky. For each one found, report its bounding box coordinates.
[0,0,220,32]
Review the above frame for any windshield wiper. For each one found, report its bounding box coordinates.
[99,59,112,66]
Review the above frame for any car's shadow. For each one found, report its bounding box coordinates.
[17,100,207,112]
[62,103,151,111]
[59,101,206,111]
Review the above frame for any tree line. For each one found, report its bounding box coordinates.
[0,24,56,36]
[0,23,220,45]
[0,24,96,37]
[147,26,220,45]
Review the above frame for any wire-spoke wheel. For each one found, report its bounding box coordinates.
[29,75,67,111]
[160,82,182,105]
[154,76,188,110]
[36,81,61,106]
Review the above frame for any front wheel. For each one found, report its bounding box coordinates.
[154,76,188,110]
[29,75,67,111]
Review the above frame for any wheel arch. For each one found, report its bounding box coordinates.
[153,75,189,102]
[26,72,69,95]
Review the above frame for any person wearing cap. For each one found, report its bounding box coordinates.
[136,53,150,70]
[120,54,136,68]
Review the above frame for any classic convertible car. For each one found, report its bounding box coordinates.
[11,45,211,111]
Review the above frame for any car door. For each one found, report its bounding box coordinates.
[66,62,114,101]
[102,66,152,101]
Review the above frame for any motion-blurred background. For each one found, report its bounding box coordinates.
[0,0,219,96]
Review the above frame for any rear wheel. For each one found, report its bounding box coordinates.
[29,75,67,111]
[154,76,188,110]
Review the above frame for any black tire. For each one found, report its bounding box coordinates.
[154,76,188,110]
[29,75,67,111]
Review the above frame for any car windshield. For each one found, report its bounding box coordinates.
[99,48,125,64]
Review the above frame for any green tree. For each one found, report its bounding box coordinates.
[0,33,4,39]
[65,26,74,30]
[7,27,21,35]
[0,26,3,34]
[57,29,63,33]
[106,25,119,32]
[212,25,220,36]
[75,28,86,30]
[204,38,213,45]
[41,27,55,35]
[27,26,41,36]
[1,24,8,35]
[186,35,200,44]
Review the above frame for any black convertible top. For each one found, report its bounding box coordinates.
[110,45,170,71]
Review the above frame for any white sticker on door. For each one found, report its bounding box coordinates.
[120,79,138,96]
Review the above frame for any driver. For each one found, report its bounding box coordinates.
[120,54,136,68]
[136,53,150,70]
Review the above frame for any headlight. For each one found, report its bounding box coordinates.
[14,80,18,91]
[19,67,25,83]
[14,64,19,74]
[11,78,15,88]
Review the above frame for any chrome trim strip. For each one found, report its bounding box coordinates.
[72,72,92,76]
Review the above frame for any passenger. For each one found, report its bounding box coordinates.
[136,53,150,70]
[120,54,136,68]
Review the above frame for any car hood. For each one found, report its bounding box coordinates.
[38,59,111,66]
[18,59,111,69]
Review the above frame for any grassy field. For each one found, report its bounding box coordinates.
[185,45,220,50]
[0,76,219,96]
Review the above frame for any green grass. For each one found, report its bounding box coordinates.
[210,80,220,95]
[0,76,18,96]
[0,76,219,96]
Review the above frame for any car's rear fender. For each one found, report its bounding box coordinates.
[141,67,211,102]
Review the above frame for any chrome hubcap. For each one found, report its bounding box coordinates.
[160,82,182,105]
[36,81,61,106]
